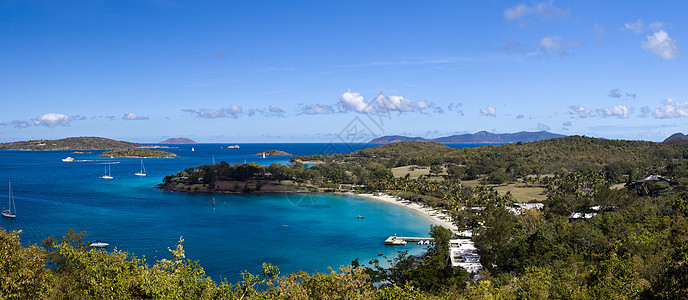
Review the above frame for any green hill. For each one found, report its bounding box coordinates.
[0,137,140,151]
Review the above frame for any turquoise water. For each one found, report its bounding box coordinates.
[0,143,461,281]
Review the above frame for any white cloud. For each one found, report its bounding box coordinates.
[447,103,464,115]
[608,89,622,98]
[593,23,606,38]
[198,109,226,119]
[0,120,31,129]
[227,105,243,118]
[183,105,244,119]
[299,104,333,115]
[122,113,149,120]
[480,106,496,117]
[504,1,569,22]
[11,120,31,128]
[336,91,434,114]
[597,105,632,118]
[653,98,688,118]
[504,4,530,20]
[537,122,551,131]
[642,30,679,60]
[623,19,645,34]
[639,106,650,118]
[539,36,581,56]
[338,91,372,113]
[267,106,286,118]
[569,105,592,117]
[33,113,70,128]
[373,93,432,113]
[649,22,665,31]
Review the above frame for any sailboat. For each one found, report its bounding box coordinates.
[101,164,113,179]
[262,152,266,159]
[2,182,16,218]
[191,147,195,152]
[135,159,146,176]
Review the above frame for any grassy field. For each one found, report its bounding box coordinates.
[493,184,547,202]
[392,165,430,179]
[461,179,547,202]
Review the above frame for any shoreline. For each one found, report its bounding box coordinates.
[343,192,459,234]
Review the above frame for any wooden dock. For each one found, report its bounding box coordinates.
[384,236,435,245]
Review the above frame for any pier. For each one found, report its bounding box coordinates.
[384,236,434,245]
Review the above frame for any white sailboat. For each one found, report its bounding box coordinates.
[101,164,113,179]
[135,159,146,176]
[2,182,16,218]
[191,147,195,152]
[262,152,266,159]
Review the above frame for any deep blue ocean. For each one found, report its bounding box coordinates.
[0,142,483,282]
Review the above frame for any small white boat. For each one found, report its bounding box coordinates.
[101,164,113,179]
[191,147,195,152]
[262,152,266,159]
[89,241,109,248]
[135,159,146,176]
[62,157,74,162]
[2,182,16,218]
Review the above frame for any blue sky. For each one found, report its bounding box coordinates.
[1,1,687,143]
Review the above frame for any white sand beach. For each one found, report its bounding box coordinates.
[347,192,459,234]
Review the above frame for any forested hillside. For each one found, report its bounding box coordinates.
[0,137,140,151]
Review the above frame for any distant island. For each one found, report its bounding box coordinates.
[663,132,688,144]
[99,149,178,158]
[370,130,565,144]
[158,137,197,144]
[256,150,292,156]
[0,137,140,151]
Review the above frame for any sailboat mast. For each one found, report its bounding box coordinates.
[8,182,14,213]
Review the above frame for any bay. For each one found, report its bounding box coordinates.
[0,142,481,281]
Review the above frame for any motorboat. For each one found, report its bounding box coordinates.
[62,157,74,162]
[89,241,109,248]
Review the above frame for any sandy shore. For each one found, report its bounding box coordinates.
[345,192,459,234]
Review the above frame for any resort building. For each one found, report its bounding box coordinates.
[449,238,483,274]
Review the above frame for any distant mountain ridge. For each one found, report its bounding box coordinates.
[159,137,197,144]
[370,131,565,144]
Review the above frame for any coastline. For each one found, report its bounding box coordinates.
[344,192,459,234]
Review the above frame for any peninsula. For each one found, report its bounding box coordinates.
[99,149,178,158]
[0,137,140,151]
[256,150,292,156]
